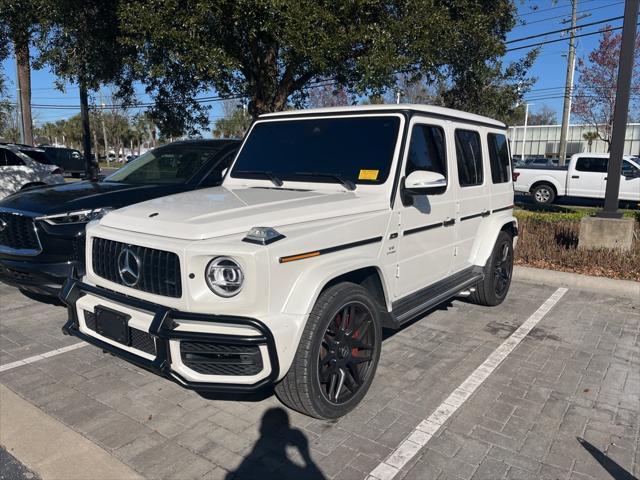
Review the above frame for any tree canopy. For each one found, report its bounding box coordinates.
[33,0,131,91]
[119,0,535,133]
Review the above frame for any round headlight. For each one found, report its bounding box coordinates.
[205,257,244,297]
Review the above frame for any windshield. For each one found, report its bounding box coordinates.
[19,149,53,165]
[105,144,223,184]
[230,116,401,185]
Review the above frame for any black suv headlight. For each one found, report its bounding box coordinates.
[37,208,114,225]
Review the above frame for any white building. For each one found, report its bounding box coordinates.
[508,123,640,159]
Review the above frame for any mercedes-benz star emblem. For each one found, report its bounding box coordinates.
[118,247,141,287]
[0,219,7,233]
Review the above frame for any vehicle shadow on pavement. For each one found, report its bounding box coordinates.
[225,407,326,480]
[577,437,637,480]
[18,288,65,306]
[197,387,276,403]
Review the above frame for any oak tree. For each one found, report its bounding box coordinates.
[120,0,534,133]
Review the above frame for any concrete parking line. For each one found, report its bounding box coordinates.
[367,287,569,480]
[0,342,86,373]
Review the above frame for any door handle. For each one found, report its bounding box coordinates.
[481,209,490,217]
[571,175,580,179]
[443,218,455,227]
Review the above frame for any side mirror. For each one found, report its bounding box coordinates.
[404,170,447,195]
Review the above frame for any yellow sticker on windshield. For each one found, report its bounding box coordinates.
[358,169,379,181]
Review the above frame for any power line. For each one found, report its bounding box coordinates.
[512,1,625,28]
[524,93,640,102]
[515,0,600,18]
[506,23,633,52]
[507,16,623,44]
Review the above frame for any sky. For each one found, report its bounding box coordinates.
[0,0,631,135]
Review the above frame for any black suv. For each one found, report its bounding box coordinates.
[0,139,240,301]
[42,146,98,177]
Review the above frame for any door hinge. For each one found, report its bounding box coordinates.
[395,264,400,278]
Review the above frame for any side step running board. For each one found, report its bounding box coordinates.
[390,267,484,327]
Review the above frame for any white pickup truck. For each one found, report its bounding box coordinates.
[513,153,640,205]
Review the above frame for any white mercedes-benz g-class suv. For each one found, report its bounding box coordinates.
[62,105,517,419]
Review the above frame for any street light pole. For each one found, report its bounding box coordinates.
[597,0,639,219]
[521,103,532,162]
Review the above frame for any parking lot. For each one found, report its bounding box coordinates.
[1,280,638,480]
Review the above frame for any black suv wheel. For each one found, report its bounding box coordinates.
[470,230,514,306]
[276,282,382,419]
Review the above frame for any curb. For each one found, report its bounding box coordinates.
[513,266,640,300]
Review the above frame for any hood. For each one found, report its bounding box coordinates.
[0,180,192,215]
[99,186,388,240]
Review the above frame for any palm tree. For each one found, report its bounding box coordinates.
[582,131,599,153]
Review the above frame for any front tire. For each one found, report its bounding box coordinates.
[275,282,382,419]
[470,231,514,307]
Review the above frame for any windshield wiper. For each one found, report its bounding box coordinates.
[293,172,356,191]
[234,170,283,187]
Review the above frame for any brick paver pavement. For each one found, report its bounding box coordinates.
[1,281,638,480]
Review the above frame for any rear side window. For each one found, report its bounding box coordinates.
[19,149,52,165]
[575,157,608,173]
[488,133,511,183]
[406,124,447,177]
[455,129,483,187]
[622,160,638,177]
[4,151,25,166]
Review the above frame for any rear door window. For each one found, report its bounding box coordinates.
[487,133,510,183]
[575,157,608,173]
[455,129,483,187]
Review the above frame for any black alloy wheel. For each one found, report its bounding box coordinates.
[470,230,514,307]
[318,302,376,405]
[275,282,382,419]
[493,239,513,298]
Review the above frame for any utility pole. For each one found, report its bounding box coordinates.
[558,0,578,165]
[598,0,639,219]
[14,57,25,144]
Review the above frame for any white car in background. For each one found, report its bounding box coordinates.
[0,144,65,199]
[513,153,640,206]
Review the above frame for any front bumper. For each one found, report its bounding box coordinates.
[0,258,83,297]
[60,278,280,393]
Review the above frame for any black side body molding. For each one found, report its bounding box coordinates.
[389,266,484,327]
